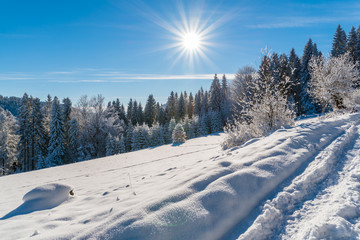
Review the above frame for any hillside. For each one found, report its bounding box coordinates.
[0,112,359,239]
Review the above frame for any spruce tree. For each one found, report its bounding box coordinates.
[187,92,194,119]
[47,96,65,166]
[30,97,48,169]
[17,93,32,172]
[62,97,72,163]
[300,38,317,114]
[331,24,347,57]
[68,118,80,162]
[127,98,133,125]
[347,26,358,64]
[289,48,302,114]
[210,74,222,112]
[194,90,202,116]
[210,111,223,133]
[166,91,176,119]
[176,92,186,121]
[144,94,157,127]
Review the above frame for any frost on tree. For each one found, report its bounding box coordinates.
[223,54,295,149]
[309,53,359,111]
[172,123,186,144]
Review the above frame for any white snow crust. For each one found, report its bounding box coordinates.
[0,112,359,240]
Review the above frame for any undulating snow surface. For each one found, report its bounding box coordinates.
[0,112,359,240]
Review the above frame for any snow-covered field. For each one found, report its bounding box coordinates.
[0,112,359,239]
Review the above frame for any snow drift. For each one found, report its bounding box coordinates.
[1,183,73,220]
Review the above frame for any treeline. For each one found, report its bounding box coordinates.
[0,74,230,174]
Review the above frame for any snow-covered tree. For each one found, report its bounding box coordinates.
[223,56,295,149]
[0,107,18,175]
[149,123,165,147]
[231,66,257,115]
[309,52,359,111]
[131,124,150,151]
[172,123,186,144]
[210,111,223,133]
[47,96,65,166]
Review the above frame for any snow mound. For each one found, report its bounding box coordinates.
[1,183,73,220]
[23,183,73,203]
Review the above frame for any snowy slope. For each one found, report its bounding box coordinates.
[0,112,359,240]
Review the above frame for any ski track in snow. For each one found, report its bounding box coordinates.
[0,113,360,239]
[237,116,360,240]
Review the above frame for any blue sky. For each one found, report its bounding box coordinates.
[1,0,360,104]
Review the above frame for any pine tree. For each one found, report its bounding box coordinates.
[137,102,144,125]
[187,92,194,119]
[68,118,80,162]
[127,98,133,126]
[30,97,48,169]
[131,124,149,151]
[119,136,126,153]
[106,134,116,156]
[47,96,65,166]
[210,111,223,133]
[43,94,52,133]
[220,74,230,125]
[210,74,222,112]
[172,123,186,144]
[201,91,209,115]
[194,90,202,116]
[166,91,177,119]
[289,48,302,114]
[144,94,157,127]
[300,38,317,114]
[62,97,72,163]
[132,100,138,125]
[157,105,168,126]
[125,123,134,152]
[347,26,358,64]
[17,93,32,172]
[176,92,186,121]
[150,123,165,147]
[331,24,347,57]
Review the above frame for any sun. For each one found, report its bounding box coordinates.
[182,32,202,51]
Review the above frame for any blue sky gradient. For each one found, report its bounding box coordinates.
[1,0,360,104]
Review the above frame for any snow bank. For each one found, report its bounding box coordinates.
[76,113,360,240]
[1,183,73,220]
